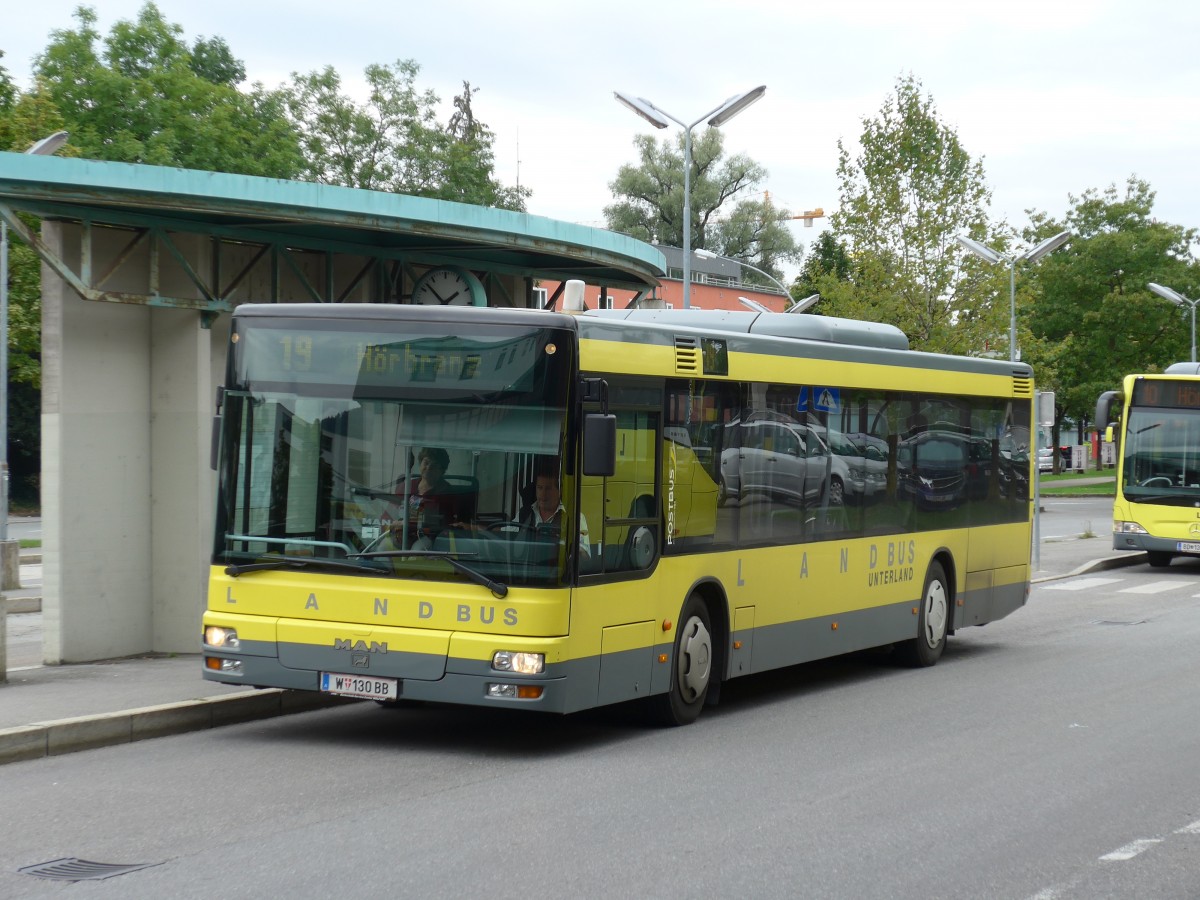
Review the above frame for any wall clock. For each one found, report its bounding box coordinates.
[411,266,487,306]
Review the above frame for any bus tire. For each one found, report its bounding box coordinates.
[894,561,949,668]
[650,594,713,726]
[1146,551,1173,568]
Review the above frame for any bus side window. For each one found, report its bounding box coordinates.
[597,409,660,574]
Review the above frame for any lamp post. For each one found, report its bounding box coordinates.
[694,247,819,313]
[1,130,69,542]
[955,230,1071,362]
[614,87,766,309]
[1148,282,1199,363]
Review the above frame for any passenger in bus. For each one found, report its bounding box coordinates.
[520,462,590,560]
[386,447,467,549]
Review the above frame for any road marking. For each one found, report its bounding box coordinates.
[1042,576,1122,592]
[1119,580,1188,594]
[1176,819,1200,835]
[1099,838,1161,861]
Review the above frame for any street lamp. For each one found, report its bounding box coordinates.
[614,86,766,309]
[694,247,819,314]
[737,296,771,313]
[1,130,69,542]
[1148,282,1199,363]
[955,230,1071,362]
[788,293,820,314]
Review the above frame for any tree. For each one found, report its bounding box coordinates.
[604,128,800,281]
[34,3,303,178]
[8,3,306,507]
[1025,177,1200,435]
[818,74,1002,355]
[284,65,528,210]
[794,230,851,300]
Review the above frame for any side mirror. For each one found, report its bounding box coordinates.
[583,413,616,477]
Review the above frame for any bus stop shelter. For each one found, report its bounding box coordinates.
[0,153,663,662]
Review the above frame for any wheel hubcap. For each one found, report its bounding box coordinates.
[924,580,948,648]
[677,615,712,702]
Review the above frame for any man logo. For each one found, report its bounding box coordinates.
[352,654,369,668]
[334,638,388,654]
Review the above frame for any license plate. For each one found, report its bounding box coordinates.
[1177,541,1200,554]
[320,672,399,701]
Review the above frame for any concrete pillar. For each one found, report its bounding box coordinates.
[41,223,153,662]
[1,592,7,683]
[0,539,17,590]
[149,295,223,652]
[41,223,226,661]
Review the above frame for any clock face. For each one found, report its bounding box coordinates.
[412,267,485,306]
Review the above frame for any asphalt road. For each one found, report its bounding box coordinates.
[1,552,1198,899]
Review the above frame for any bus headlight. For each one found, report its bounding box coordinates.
[492,651,545,674]
[204,626,240,649]
[1114,521,1149,535]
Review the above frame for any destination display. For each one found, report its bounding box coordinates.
[236,322,566,394]
[1132,379,1200,410]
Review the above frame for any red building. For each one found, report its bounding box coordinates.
[538,244,793,313]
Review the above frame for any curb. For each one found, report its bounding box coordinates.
[0,689,358,766]
[4,595,40,614]
[1032,552,1147,584]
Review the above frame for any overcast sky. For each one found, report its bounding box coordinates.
[4,0,1199,266]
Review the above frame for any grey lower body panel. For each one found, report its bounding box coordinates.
[1113,533,1200,557]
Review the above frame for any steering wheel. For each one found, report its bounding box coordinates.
[1140,476,1173,488]
[487,521,538,537]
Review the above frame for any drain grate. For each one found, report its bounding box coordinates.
[18,858,162,882]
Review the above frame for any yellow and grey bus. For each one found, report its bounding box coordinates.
[1097,363,1200,568]
[202,300,1034,725]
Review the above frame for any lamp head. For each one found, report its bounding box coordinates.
[613,92,671,129]
[955,235,1004,265]
[1148,282,1187,307]
[738,296,770,313]
[26,131,70,156]
[707,86,767,127]
[1020,229,1071,264]
[787,294,820,314]
[693,248,718,260]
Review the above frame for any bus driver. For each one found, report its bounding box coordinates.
[521,464,590,560]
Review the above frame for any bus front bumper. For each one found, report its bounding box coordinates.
[1112,531,1200,557]
[200,636,587,714]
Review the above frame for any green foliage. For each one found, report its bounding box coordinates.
[822,74,1002,354]
[795,230,851,299]
[1024,177,1200,424]
[33,3,303,177]
[284,65,527,210]
[604,128,800,280]
[0,51,15,113]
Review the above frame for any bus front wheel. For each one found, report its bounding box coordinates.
[894,561,949,667]
[650,594,713,726]
[1146,551,1173,568]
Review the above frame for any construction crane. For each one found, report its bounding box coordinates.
[763,192,825,227]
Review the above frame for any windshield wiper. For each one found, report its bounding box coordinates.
[355,549,508,598]
[225,556,389,577]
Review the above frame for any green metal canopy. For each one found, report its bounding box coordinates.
[0,153,664,315]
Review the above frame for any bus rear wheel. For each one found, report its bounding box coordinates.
[894,561,948,668]
[650,594,713,726]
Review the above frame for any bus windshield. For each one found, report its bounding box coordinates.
[214,318,581,587]
[1121,405,1200,504]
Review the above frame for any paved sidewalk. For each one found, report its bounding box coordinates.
[1,533,1145,766]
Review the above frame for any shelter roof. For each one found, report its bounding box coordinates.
[0,154,663,290]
